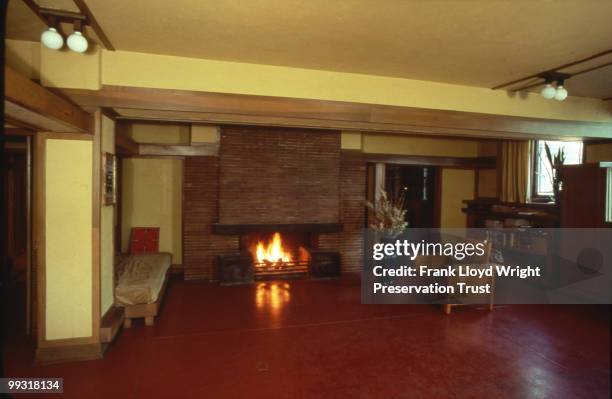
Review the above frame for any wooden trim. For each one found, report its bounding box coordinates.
[212,223,343,235]
[5,67,91,132]
[35,342,103,365]
[359,154,496,168]
[434,167,442,228]
[100,306,124,343]
[4,128,35,136]
[114,123,139,155]
[33,134,46,347]
[138,143,218,156]
[72,0,115,50]
[39,132,93,141]
[60,85,612,139]
[92,111,102,344]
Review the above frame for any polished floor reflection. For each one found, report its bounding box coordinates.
[4,276,610,398]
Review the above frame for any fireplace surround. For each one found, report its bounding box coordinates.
[215,224,343,284]
[182,125,366,281]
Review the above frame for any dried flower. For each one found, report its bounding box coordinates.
[366,190,408,237]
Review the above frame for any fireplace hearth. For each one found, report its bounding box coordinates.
[217,227,342,284]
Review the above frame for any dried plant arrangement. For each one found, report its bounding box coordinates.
[366,190,408,238]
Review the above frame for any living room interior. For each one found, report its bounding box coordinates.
[2,0,611,398]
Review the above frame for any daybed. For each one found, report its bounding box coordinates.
[115,252,171,327]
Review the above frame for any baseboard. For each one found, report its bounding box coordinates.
[100,305,124,343]
[35,342,103,365]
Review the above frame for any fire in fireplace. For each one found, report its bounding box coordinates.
[246,232,310,279]
[215,225,343,284]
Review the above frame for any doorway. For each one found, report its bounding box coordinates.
[3,136,33,337]
[385,164,438,228]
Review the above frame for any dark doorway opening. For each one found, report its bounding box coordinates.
[385,165,438,228]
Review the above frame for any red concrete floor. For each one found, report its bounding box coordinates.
[3,276,611,399]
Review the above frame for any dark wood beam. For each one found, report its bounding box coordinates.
[346,152,497,169]
[4,128,35,136]
[60,85,612,139]
[72,0,115,50]
[114,122,138,155]
[5,66,91,132]
[492,48,612,90]
[138,143,218,157]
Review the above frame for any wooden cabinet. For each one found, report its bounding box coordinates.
[560,164,608,228]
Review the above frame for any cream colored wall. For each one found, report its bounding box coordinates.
[121,158,183,264]
[40,46,101,90]
[45,139,93,340]
[191,125,219,143]
[585,143,612,162]
[102,50,612,125]
[362,133,480,157]
[125,123,190,144]
[100,115,115,315]
[5,39,40,79]
[440,169,475,228]
[478,169,498,198]
[5,40,611,126]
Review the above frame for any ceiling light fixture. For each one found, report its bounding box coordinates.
[554,81,568,101]
[540,82,556,100]
[41,16,63,50]
[41,27,64,50]
[67,30,88,53]
[538,73,571,102]
[40,13,89,53]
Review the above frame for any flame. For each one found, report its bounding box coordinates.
[255,232,292,264]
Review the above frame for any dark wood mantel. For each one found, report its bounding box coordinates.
[212,223,344,235]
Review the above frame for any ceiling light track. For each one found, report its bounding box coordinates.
[22,0,114,52]
[491,48,612,91]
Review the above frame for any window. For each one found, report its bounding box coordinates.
[533,140,583,197]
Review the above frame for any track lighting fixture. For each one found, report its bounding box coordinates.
[67,20,88,53]
[41,26,64,50]
[540,81,556,100]
[40,15,88,53]
[538,73,570,102]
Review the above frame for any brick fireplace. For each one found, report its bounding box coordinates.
[183,125,366,281]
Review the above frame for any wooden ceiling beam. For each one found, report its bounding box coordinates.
[60,85,612,139]
[5,66,91,133]
[492,48,612,91]
[72,0,115,50]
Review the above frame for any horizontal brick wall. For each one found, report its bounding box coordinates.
[183,156,238,280]
[219,126,340,224]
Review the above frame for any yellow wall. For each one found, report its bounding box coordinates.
[40,45,101,90]
[341,131,363,150]
[121,158,183,264]
[362,133,480,157]
[101,50,612,125]
[441,169,475,228]
[45,139,93,340]
[125,123,190,144]
[5,39,40,80]
[191,125,219,144]
[6,40,611,126]
[585,143,612,163]
[100,115,115,315]
[478,169,498,198]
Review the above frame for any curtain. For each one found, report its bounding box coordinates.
[500,141,531,203]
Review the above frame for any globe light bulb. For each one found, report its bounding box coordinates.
[554,85,568,101]
[41,27,63,50]
[67,31,88,53]
[540,83,556,100]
